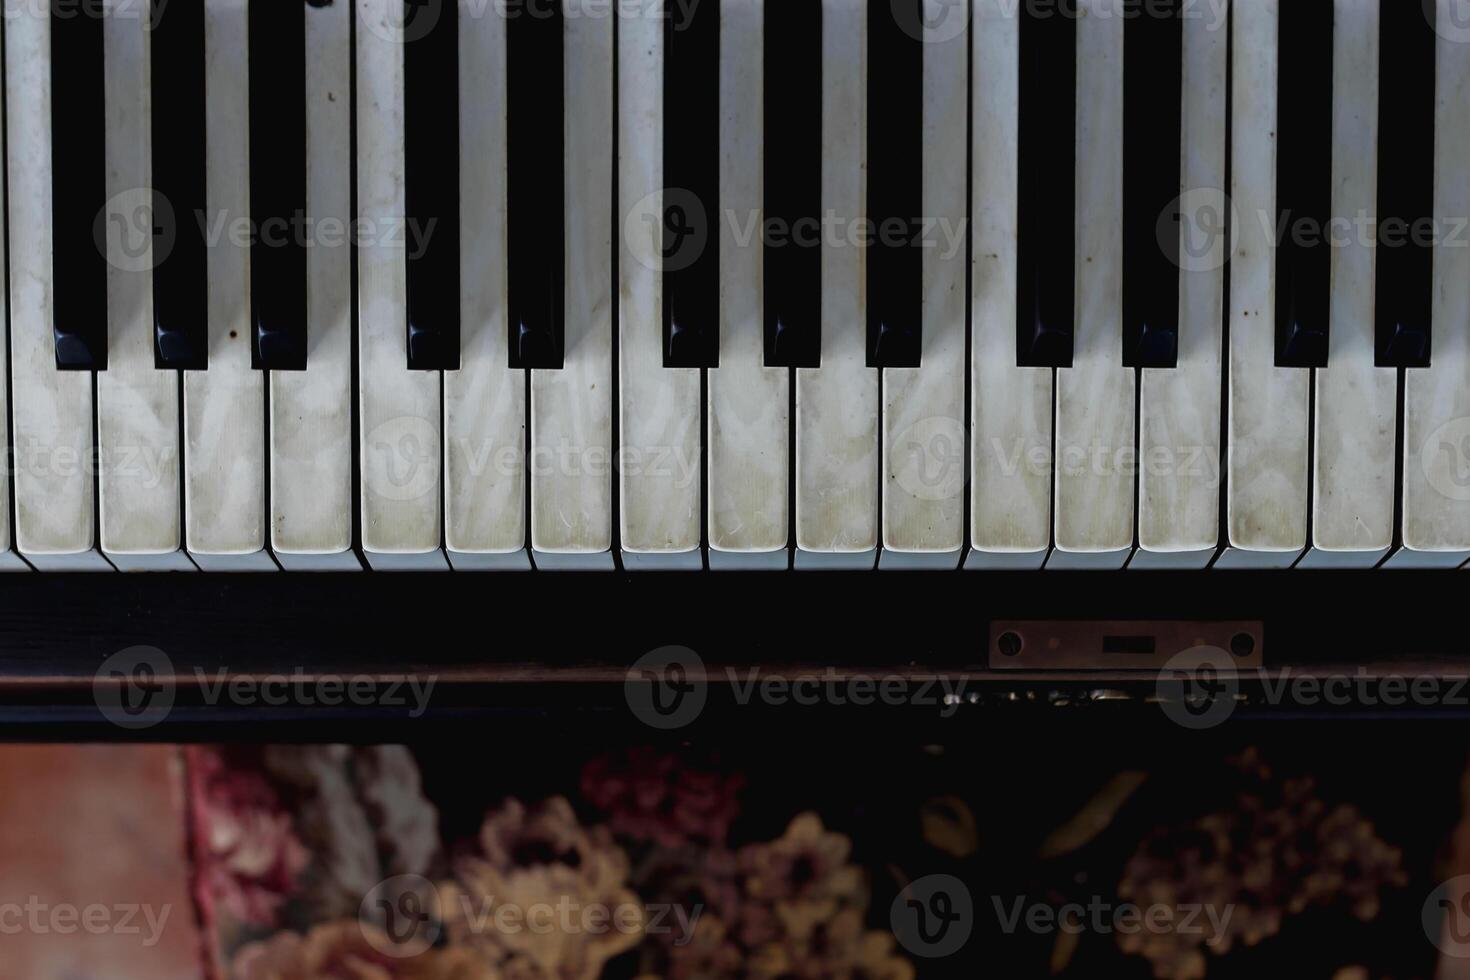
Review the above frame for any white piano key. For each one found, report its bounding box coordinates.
[709,0,789,572]
[1132,0,1228,571]
[1301,0,1394,570]
[967,0,1050,572]
[357,0,446,571]
[270,0,360,572]
[0,16,19,572]
[794,0,878,572]
[185,0,273,571]
[1393,0,1470,569]
[880,0,967,571]
[1049,0,1133,571]
[6,2,107,571]
[529,0,613,572]
[445,0,527,572]
[1217,0,1309,570]
[617,1,702,572]
[98,3,189,572]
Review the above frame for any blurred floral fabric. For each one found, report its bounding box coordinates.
[190,746,910,980]
[187,743,1420,980]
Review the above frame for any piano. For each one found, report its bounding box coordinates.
[2,0,1470,730]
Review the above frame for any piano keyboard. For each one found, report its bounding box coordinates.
[0,0,1465,572]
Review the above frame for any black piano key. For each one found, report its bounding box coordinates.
[404,0,459,371]
[1016,0,1076,369]
[1122,0,1182,369]
[1375,0,1434,369]
[151,0,207,370]
[1274,0,1333,369]
[866,0,923,369]
[763,0,821,369]
[663,0,719,369]
[51,0,108,371]
[248,0,308,371]
[507,2,563,370]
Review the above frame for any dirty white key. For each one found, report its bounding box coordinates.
[0,8,20,573]
[1302,0,1394,569]
[967,0,1049,571]
[1217,0,1309,569]
[530,0,613,571]
[6,3,106,571]
[1393,0,1470,569]
[270,0,360,571]
[881,0,967,570]
[1049,1,1133,570]
[617,2,701,571]
[186,0,273,571]
[95,5,187,571]
[709,0,789,571]
[357,0,445,570]
[793,0,877,571]
[1133,1,1227,570]
[445,0,526,571]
